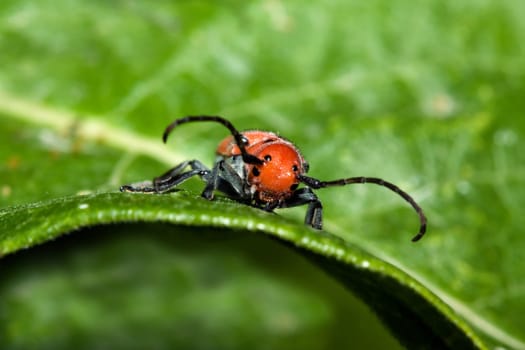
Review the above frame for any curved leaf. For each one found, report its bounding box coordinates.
[1,192,485,349]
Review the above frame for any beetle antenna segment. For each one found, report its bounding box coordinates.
[299,175,427,242]
[162,116,263,165]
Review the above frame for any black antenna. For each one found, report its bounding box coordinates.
[299,175,427,242]
[162,116,263,165]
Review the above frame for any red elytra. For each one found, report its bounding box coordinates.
[121,116,427,242]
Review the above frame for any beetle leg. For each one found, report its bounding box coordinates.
[120,181,157,193]
[200,162,220,200]
[152,160,210,192]
[280,188,323,229]
[201,160,251,201]
[120,160,210,193]
[153,160,209,183]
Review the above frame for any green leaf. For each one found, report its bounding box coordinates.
[0,192,485,349]
[1,0,525,349]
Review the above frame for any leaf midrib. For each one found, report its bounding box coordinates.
[0,90,180,166]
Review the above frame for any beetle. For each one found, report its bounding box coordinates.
[121,116,427,242]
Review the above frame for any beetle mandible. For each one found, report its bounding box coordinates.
[121,116,427,242]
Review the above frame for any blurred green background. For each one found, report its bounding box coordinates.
[1,0,524,349]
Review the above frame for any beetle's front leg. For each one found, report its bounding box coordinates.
[280,187,323,229]
[201,160,251,202]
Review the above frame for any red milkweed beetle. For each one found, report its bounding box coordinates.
[121,116,427,242]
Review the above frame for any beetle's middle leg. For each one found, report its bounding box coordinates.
[120,160,210,193]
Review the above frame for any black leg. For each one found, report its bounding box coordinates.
[201,160,251,201]
[154,160,209,183]
[281,188,323,229]
[120,160,210,193]
[201,162,220,200]
[120,181,157,193]
[153,160,210,193]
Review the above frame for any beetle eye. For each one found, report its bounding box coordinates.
[240,135,249,145]
[252,167,261,176]
[264,155,272,162]
[292,164,299,172]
